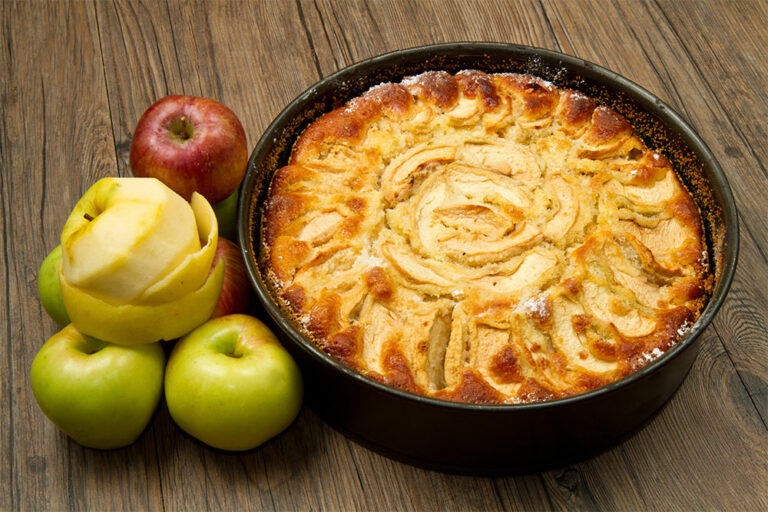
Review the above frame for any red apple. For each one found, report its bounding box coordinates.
[129,95,247,204]
[210,238,251,318]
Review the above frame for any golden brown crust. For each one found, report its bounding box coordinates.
[406,71,460,109]
[434,370,506,404]
[263,70,710,405]
[380,342,423,394]
[489,345,526,384]
[556,90,596,133]
[307,293,341,339]
[365,266,394,300]
[322,326,362,369]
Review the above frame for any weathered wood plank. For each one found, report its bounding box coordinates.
[0,0,162,510]
[4,0,767,510]
[95,0,185,175]
[540,0,768,509]
[95,1,365,510]
[162,0,328,149]
[542,330,768,511]
[652,0,768,424]
[301,0,559,75]
[0,3,13,506]
[546,0,768,423]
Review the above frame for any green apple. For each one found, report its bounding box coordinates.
[59,177,224,345]
[212,188,238,241]
[30,324,165,449]
[37,245,70,326]
[165,314,302,451]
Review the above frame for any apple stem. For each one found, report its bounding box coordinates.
[84,213,94,221]
[179,117,190,140]
[168,116,194,142]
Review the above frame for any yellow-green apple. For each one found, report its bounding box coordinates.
[212,188,238,240]
[30,324,165,449]
[37,245,70,326]
[59,177,223,345]
[210,238,251,318]
[129,95,247,204]
[165,315,302,451]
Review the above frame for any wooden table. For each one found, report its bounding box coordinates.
[3,1,767,510]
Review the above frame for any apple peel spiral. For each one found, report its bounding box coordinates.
[59,177,223,345]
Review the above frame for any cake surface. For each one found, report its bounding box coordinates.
[263,70,710,404]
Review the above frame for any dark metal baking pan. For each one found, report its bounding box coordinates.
[238,43,738,474]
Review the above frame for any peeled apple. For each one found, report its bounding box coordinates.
[59,177,224,345]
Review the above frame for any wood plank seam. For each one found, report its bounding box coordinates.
[156,0,182,96]
[326,2,354,66]
[540,0,576,54]
[618,442,651,505]
[361,1,380,40]
[536,0,561,53]
[711,322,768,430]
[162,0,185,94]
[202,14,225,101]
[295,0,324,79]
[647,0,768,425]
[0,56,20,505]
[346,443,367,499]
[38,76,47,230]
[311,0,342,72]
[1,144,16,512]
[148,10,172,97]
[536,473,556,510]
[489,478,507,510]
[66,442,75,511]
[93,0,125,179]
[739,214,768,268]
[259,451,278,511]
[651,0,768,183]
[622,11,693,123]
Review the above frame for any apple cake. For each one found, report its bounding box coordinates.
[263,70,711,404]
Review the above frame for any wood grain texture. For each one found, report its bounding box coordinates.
[546,0,768,424]
[2,0,767,510]
[94,1,330,511]
[0,1,162,511]
[540,1,768,508]
[654,0,768,425]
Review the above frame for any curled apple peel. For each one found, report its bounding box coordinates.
[59,177,224,345]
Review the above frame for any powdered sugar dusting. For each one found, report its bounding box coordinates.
[401,75,422,87]
[642,347,664,363]
[677,320,692,338]
[354,247,386,269]
[523,295,548,318]
[699,248,709,269]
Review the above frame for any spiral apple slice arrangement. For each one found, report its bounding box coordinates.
[32,95,302,451]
